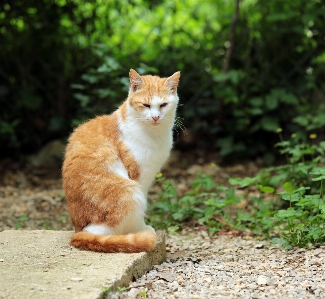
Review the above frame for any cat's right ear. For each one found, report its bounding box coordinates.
[129,69,144,92]
[165,71,181,93]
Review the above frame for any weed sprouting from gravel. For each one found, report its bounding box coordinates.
[15,215,29,229]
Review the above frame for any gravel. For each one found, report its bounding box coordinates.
[108,229,325,299]
[0,164,72,231]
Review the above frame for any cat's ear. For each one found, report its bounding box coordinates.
[129,69,144,92]
[165,71,181,93]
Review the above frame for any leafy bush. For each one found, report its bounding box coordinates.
[0,0,325,160]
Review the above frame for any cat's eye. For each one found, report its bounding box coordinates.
[160,103,168,108]
[143,103,151,108]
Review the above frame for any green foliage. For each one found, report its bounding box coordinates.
[149,134,325,248]
[273,178,325,249]
[15,215,29,229]
[14,214,67,230]
[294,104,325,131]
[38,219,56,230]
[1,0,325,159]
[149,171,277,237]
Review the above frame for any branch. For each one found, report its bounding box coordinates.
[223,0,240,73]
[218,0,240,127]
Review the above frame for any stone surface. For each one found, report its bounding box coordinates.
[0,230,165,299]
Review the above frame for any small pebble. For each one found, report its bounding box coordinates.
[254,243,264,249]
[70,277,83,282]
[257,275,268,285]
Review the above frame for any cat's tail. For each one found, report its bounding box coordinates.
[70,229,157,253]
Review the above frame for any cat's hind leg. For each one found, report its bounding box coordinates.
[83,187,154,236]
[70,183,157,253]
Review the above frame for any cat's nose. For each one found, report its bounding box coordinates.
[152,116,160,122]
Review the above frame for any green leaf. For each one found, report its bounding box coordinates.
[320,204,325,214]
[71,84,85,89]
[274,208,300,219]
[229,177,256,187]
[294,186,310,193]
[319,142,325,150]
[312,176,325,181]
[281,193,300,202]
[248,107,263,115]
[258,185,275,193]
[179,195,196,204]
[81,73,99,83]
[172,212,184,220]
[73,93,90,107]
[281,93,298,105]
[97,64,110,73]
[17,215,29,221]
[283,182,294,194]
[204,199,226,208]
[266,94,278,110]
[192,174,216,190]
[218,136,234,156]
[272,238,289,247]
[307,227,324,241]
[260,116,279,132]
[236,212,254,222]
[293,115,309,126]
[275,141,290,148]
[296,196,315,207]
[213,73,229,82]
[249,97,263,106]
[96,88,114,98]
[213,70,241,85]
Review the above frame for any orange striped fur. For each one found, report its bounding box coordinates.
[62,69,180,253]
[70,228,156,253]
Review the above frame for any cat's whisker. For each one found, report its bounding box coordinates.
[173,118,188,136]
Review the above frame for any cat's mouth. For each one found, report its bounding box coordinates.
[148,118,161,126]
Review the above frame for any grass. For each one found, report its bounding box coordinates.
[14,215,29,229]
[14,215,69,231]
[148,131,325,249]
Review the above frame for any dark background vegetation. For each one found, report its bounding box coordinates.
[1,0,325,163]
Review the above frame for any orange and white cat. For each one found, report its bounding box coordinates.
[62,69,180,253]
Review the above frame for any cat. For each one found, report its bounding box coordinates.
[62,69,180,253]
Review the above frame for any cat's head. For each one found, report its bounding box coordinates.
[127,69,180,126]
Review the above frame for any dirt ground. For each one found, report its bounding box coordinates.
[0,150,261,232]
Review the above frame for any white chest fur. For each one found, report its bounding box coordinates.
[119,117,173,193]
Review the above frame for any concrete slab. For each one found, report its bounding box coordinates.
[0,230,165,299]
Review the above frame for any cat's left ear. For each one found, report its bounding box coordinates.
[129,69,144,92]
[165,71,181,93]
